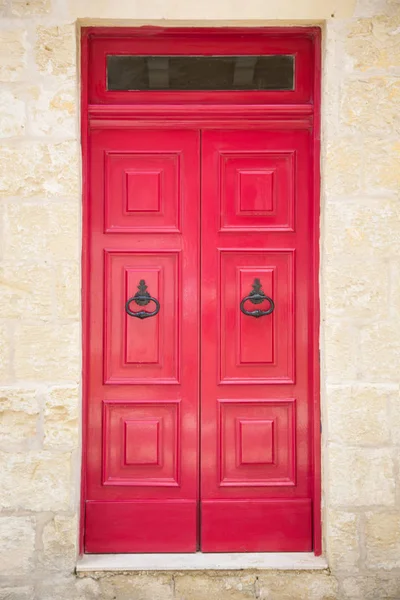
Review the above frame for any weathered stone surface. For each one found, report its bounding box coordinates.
[326,385,391,445]
[40,514,77,570]
[14,321,80,382]
[0,450,71,511]
[365,511,400,568]
[99,574,174,600]
[37,577,101,600]
[324,138,363,195]
[324,199,400,259]
[0,89,25,138]
[328,445,395,506]
[0,30,27,82]
[4,202,79,263]
[27,84,77,138]
[55,263,80,319]
[175,574,255,600]
[0,323,12,383]
[341,575,400,600]
[0,387,39,446]
[364,139,400,193]
[325,257,389,319]
[35,25,77,79]
[11,0,51,15]
[346,15,400,71]
[0,516,35,577]
[256,572,338,600]
[0,262,53,318]
[0,587,35,600]
[341,78,400,134]
[326,510,359,571]
[0,142,79,197]
[324,320,359,383]
[44,386,79,449]
[359,322,400,382]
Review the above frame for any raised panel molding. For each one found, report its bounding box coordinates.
[103,400,180,487]
[104,151,181,232]
[218,399,296,487]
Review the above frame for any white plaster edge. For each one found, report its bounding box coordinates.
[77,552,328,572]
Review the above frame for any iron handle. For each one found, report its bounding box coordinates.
[125,279,160,320]
[240,278,274,318]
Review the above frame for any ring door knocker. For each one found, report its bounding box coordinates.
[240,278,275,318]
[125,279,160,320]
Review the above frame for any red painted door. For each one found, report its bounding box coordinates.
[84,126,315,553]
[200,129,313,551]
[85,128,200,552]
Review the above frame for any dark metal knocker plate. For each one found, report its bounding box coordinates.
[240,278,275,318]
[125,279,160,319]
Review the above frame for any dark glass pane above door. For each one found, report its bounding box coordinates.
[107,55,295,91]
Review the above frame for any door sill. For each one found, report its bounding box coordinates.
[76,552,328,572]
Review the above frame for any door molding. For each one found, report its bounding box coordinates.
[80,26,321,556]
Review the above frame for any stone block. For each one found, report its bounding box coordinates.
[341,78,400,135]
[0,262,53,319]
[324,138,363,195]
[256,572,338,600]
[37,577,100,600]
[27,84,77,138]
[364,139,400,193]
[0,450,71,511]
[359,322,400,382]
[324,199,400,259]
[341,575,400,600]
[174,574,255,600]
[0,89,25,138]
[326,385,391,446]
[0,142,79,197]
[100,574,174,600]
[323,320,359,383]
[365,511,400,568]
[35,25,77,79]
[328,445,395,506]
[346,15,400,71]
[0,516,35,577]
[0,30,27,82]
[40,514,77,570]
[44,386,79,449]
[11,0,51,15]
[0,387,39,446]
[55,263,80,320]
[326,510,359,571]
[14,321,80,382]
[0,323,11,383]
[324,257,389,319]
[0,588,35,600]
[3,201,79,263]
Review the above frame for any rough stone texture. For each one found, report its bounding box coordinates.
[0,516,36,577]
[0,0,399,598]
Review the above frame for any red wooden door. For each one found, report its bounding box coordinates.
[85,128,200,552]
[200,129,313,551]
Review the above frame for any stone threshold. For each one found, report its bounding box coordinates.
[77,552,328,572]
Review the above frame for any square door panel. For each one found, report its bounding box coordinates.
[104,251,180,384]
[220,250,294,384]
[105,152,180,232]
[103,401,180,486]
[220,152,294,231]
[218,399,296,487]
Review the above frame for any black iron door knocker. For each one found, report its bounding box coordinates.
[125,279,160,320]
[240,278,275,318]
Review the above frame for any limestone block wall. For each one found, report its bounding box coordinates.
[0,0,399,598]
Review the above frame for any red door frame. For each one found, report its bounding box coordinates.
[80,26,321,555]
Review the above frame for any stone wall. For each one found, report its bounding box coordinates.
[0,0,399,598]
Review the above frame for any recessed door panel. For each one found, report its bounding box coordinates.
[104,251,180,384]
[220,250,294,384]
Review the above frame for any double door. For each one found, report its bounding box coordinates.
[85,126,314,553]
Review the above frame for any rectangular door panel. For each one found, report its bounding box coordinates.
[201,129,313,552]
[85,128,199,553]
[104,250,180,384]
[220,250,294,383]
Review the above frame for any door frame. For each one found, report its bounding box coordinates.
[80,26,322,555]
